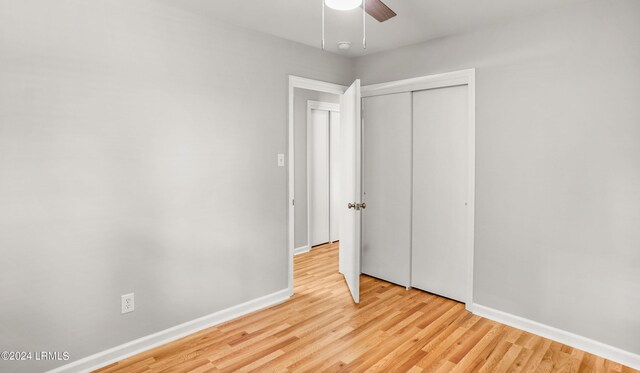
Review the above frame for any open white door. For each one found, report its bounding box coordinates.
[339,79,362,304]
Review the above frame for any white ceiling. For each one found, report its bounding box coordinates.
[155,0,588,56]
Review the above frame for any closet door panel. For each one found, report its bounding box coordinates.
[329,111,341,242]
[412,86,469,302]
[309,109,330,247]
[362,93,412,287]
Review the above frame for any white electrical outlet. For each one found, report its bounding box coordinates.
[277,153,285,167]
[121,293,134,314]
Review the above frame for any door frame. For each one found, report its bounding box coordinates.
[306,100,341,250]
[361,68,476,310]
[288,76,347,296]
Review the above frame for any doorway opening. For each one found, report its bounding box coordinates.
[287,77,345,297]
[288,76,363,304]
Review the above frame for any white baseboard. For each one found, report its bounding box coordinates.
[470,303,640,370]
[48,288,291,373]
[294,245,310,255]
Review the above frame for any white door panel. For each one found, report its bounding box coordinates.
[309,109,330,247]
[329,111,341,243]
[362,93,412,287]
[411,86,469,302]
[339,80,362,304]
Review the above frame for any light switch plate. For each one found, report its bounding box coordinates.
[277,154,285,167]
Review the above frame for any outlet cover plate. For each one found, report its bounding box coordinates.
[121,293,134,314]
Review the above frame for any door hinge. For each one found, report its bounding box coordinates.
[292,199,295,206]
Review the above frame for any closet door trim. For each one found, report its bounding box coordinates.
[361,69,475,98]
[361,69,476,309]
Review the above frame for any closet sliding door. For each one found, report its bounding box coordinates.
[329,111,341,243]
[361,93,412,287]
[411,86,469,302]
[309,109,330,247]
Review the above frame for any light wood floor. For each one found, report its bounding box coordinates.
[97,242,637,372]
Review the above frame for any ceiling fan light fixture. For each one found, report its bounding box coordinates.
[325,0,363,11]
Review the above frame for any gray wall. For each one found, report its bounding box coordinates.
[356,0,640,354]
[0,1,352,371]
[294,88,340,249]
[2,0,639,370]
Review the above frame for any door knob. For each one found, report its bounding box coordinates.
[348,202,366,210]
[348,203,356,209]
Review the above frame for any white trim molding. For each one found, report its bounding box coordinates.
[307,100,340,112]
[288,75,347,297]
[361,68,476,309]
[361,68,475,98]
[294,245,310,255]
[47,289,291,373]
[289,76,346,96]
[471,304,640,371]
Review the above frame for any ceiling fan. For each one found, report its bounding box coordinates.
[322,0,397,50]
[325,0,396,22]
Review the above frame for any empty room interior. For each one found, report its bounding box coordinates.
[1,0,639,372]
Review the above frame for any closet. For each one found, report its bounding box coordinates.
[308,103,340,247]
[362,84,470,303]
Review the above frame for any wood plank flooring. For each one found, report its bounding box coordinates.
[96,242,637,372]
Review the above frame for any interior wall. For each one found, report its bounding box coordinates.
[293,88,340,249]
[0,1,353,371]
[355,0,640,355]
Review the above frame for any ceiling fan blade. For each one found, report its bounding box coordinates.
[364,0,397,22]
